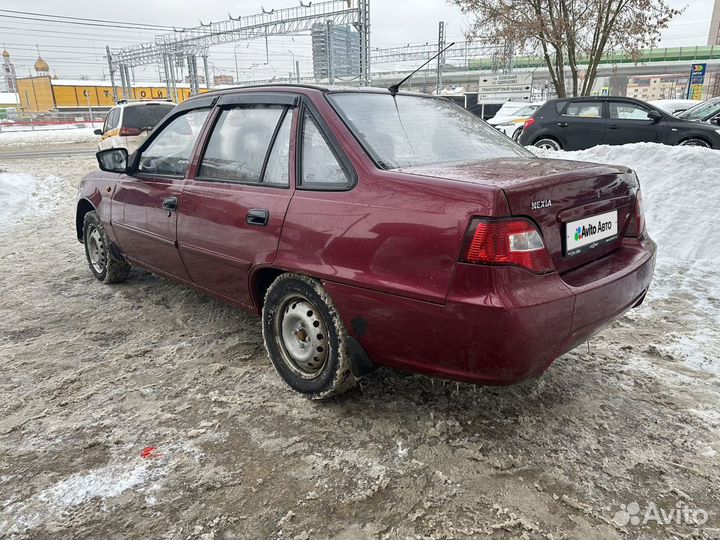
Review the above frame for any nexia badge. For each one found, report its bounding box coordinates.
[531,200,552,210]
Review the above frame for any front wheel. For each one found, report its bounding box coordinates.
[679,138,710,148]
[83,211,130,284]
[533,138,562,151]
[512,128,522,141]
[262,273,357,399]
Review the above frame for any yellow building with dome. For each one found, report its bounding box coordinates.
[14,52,200,113]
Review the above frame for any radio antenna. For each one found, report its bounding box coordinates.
[388,42,455,95]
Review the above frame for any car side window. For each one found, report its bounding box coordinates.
[563,102,602,119]
[104,108,119,133]
[300,114,348,187]
[138,108,209,177]
[609,102,651,120]
[263,109,294,186]
[198,106,284,183]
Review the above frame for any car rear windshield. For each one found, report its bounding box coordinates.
[677,99,720,121]
[327,93,530,169]
[122,104,174,130]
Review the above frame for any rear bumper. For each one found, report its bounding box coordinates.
[325,235,656,385]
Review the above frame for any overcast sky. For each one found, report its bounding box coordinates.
[0,0,714,84]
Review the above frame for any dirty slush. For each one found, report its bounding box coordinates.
[1,148,719,539]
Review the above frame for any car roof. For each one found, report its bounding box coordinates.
[115,100,174,108]
[182,83,443,104]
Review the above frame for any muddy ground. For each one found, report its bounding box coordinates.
[0,146,719,539]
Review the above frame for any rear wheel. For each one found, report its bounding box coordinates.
[262,273,357,399]
[83,211,130,284]
[533,138,562,151]
[679,138,710,148]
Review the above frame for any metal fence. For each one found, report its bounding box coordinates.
[0,110,105,132]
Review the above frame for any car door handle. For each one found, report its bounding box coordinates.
[557,122,568,127]
[162,196,178,211]
[608,124,620,129]
[246,208,269,226]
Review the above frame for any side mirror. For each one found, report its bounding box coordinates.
[94,128,103,136]
[96,148,128,174]
[647,110,662,123]
[711,116,720,126]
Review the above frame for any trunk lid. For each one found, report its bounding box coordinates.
[399,157,638,273]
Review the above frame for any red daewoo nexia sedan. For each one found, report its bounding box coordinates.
[77,85,656,399]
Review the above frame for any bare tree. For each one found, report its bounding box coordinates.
[450,0,682,97]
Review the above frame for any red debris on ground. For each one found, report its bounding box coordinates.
[140,446,163,459]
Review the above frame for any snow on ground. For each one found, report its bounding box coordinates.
[0,143,719,539]
[532,142,720,376]
[0,173,66,229]
[0,127,98,147]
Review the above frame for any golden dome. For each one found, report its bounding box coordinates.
[1,49,9,59]
[34,56,49,73]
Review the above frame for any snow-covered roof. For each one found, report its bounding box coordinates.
[50,79,192,89]
[0,92,18,105]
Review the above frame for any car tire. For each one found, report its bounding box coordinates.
[512,128,522,141]
[533,138,562,151]
[83,211,131,284]
[262,273,358,400]
[679,138,710,148]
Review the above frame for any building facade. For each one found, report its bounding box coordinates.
[710,0,720,46]
[311,23,360,80]
[626,74,690,101]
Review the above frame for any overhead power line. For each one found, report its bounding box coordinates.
[0,8,177,31]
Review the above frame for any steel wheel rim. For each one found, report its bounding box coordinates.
[87,226,106,274]
[275,295,329,380]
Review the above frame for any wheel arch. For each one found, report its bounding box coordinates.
[76,198,96,243]
[678,135,712,148]
[249,266,286,313]
[533,134,562,145]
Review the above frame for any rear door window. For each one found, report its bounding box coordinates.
[263,109,294,186]
[563,102,603,118]
[198,106,284,183]
[122,104,174,130]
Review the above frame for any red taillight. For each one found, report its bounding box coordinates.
[624,190,646,238]
[523,117,536,130]
[119,127,142,136]
[460,218,554,274]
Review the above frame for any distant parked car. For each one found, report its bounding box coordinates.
[648,99,701,115]
[488,103,543,140]
[96,100,175,153]
[77,85,656,399]
[519,96,720,150]
[676,96,720,124]
[467,100,530,121]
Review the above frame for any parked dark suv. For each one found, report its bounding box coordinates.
[518,96,720,151]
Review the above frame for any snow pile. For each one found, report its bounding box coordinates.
[532,143,720,375]
[0,127,98,147]
[532,142,720,263]
[0,173,65,229]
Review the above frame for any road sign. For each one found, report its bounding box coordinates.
[686,63,706,100]
[478,72,533,101]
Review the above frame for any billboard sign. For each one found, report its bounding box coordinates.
[686,63,707,100]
